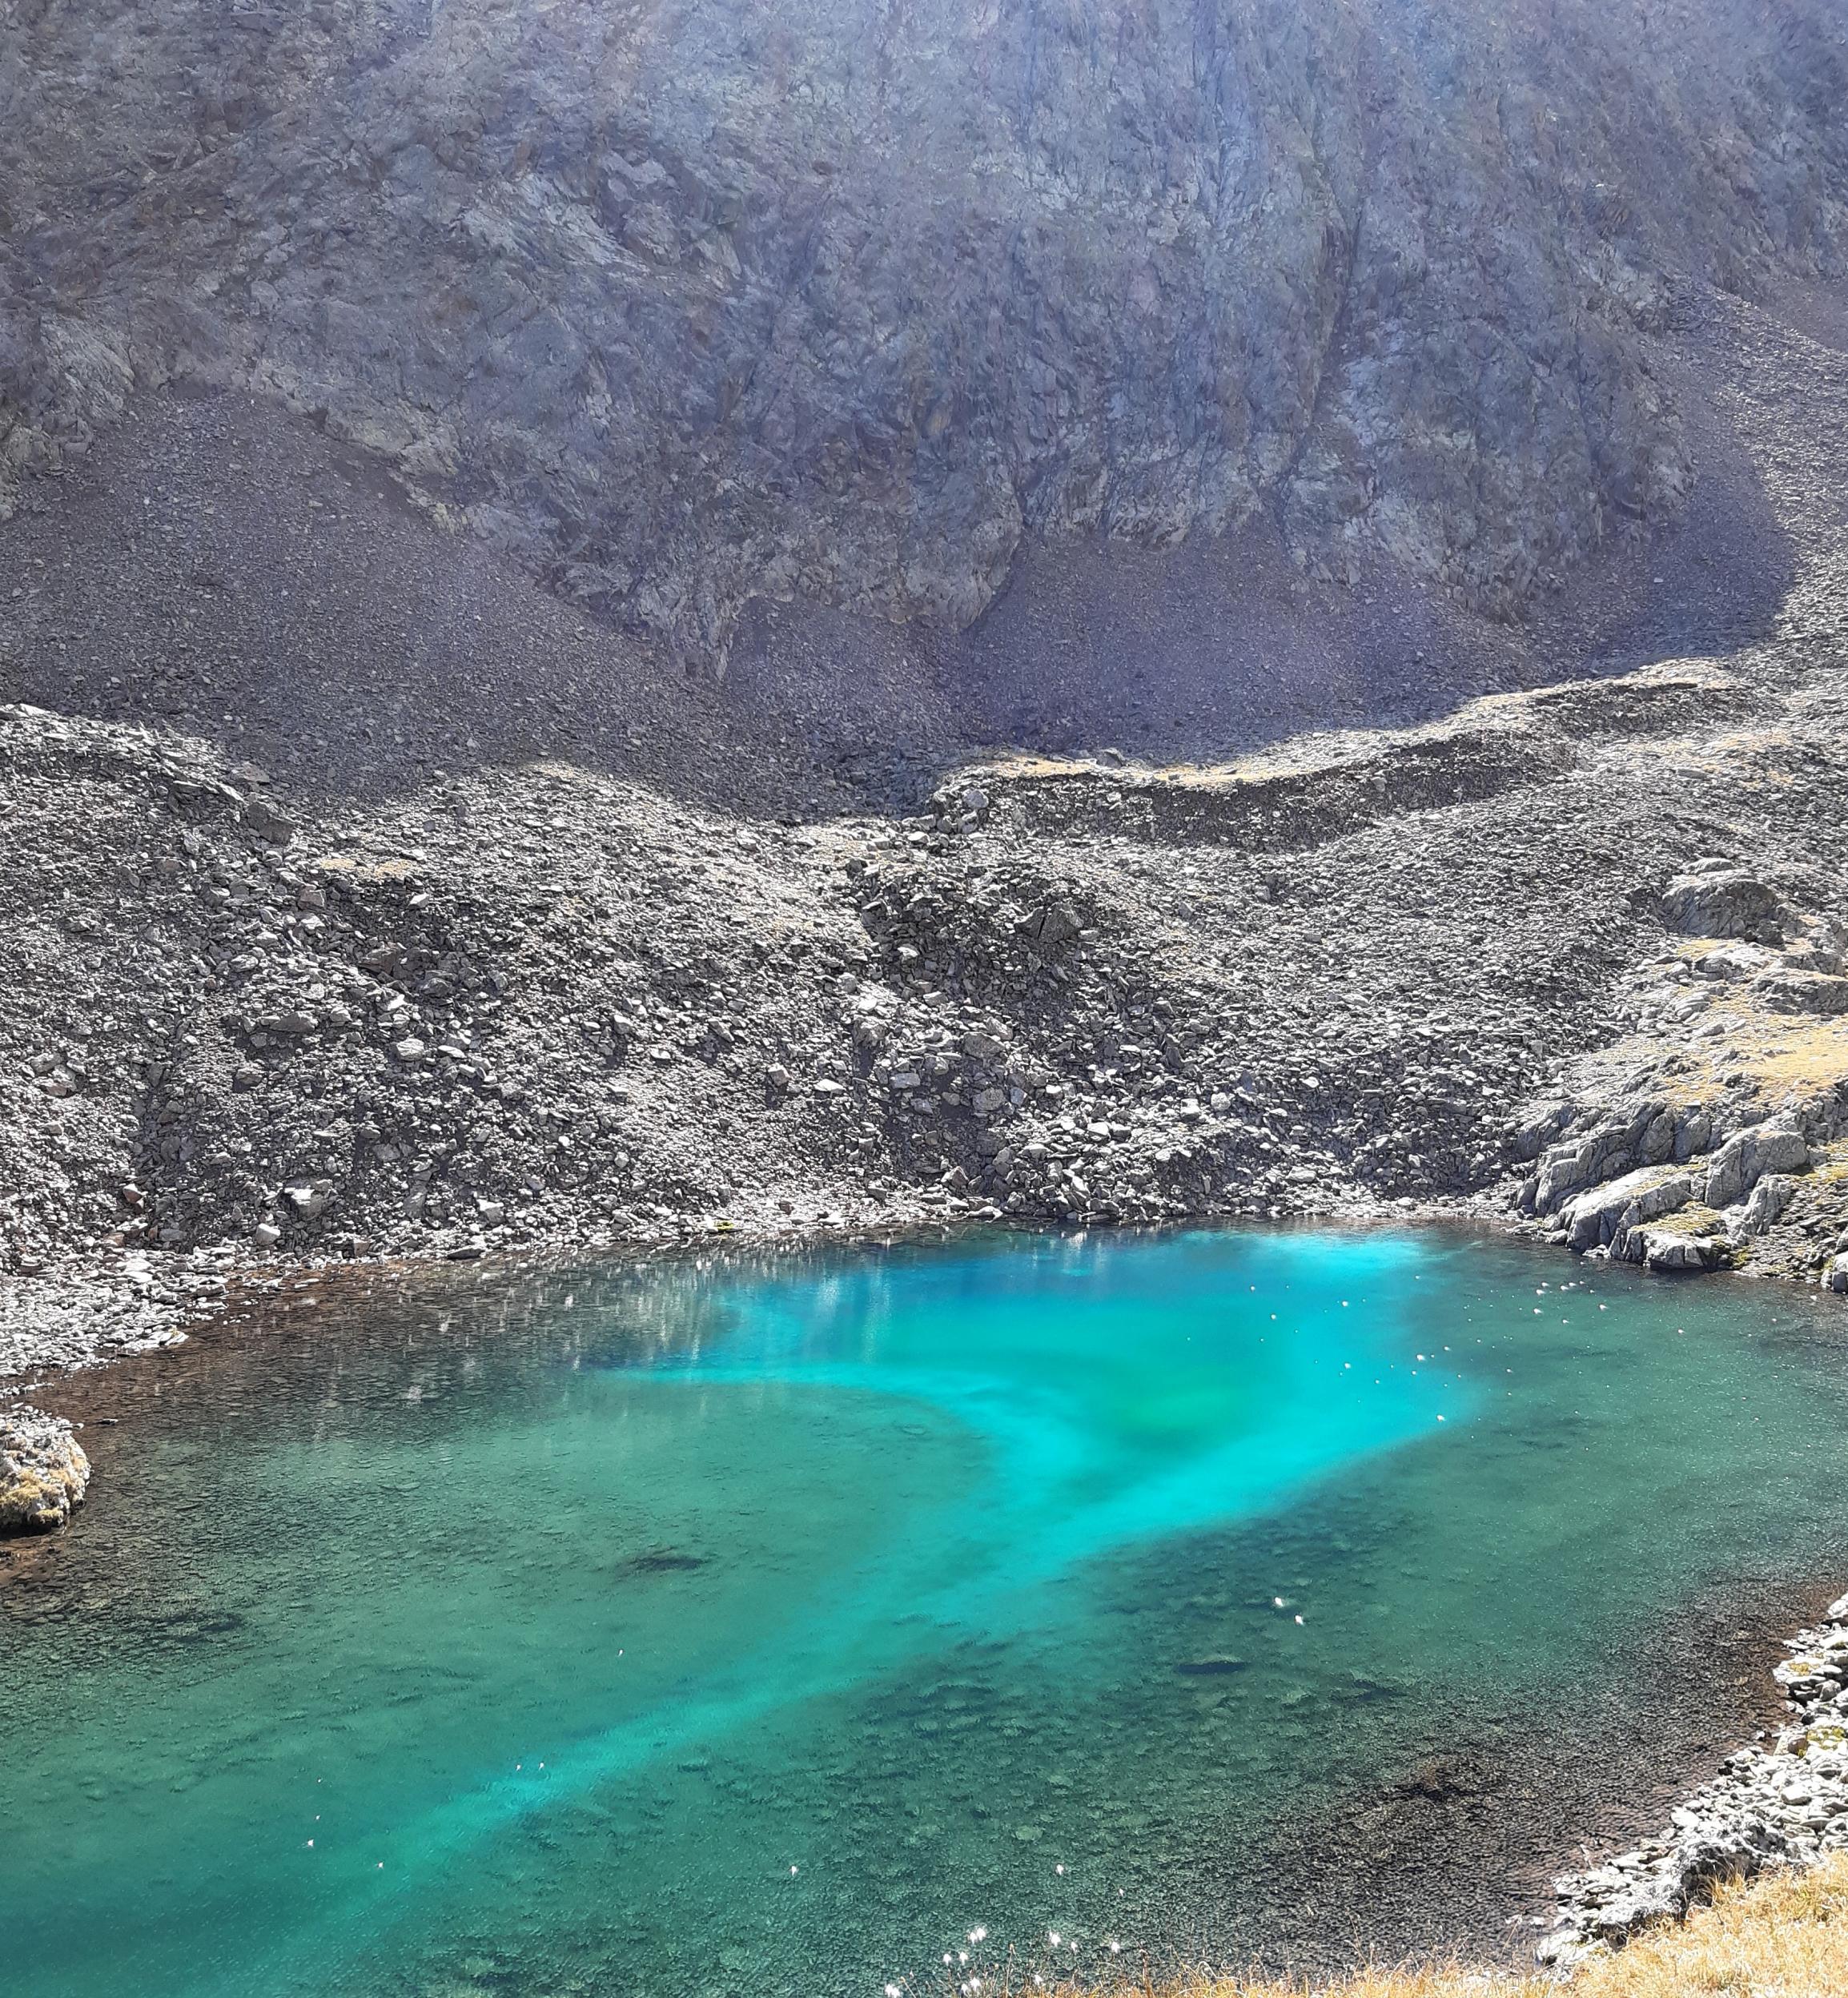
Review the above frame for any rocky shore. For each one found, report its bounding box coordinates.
[1539,1592,1848,1969]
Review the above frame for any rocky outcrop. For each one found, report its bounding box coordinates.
[1622,1227,1728,1275]
[1758,974,1848,1016]
[1518,1092,1840,1279]
[1739,1173,1800,1237]
[0,1406,90,1533]
[2,0,1846,653]
[1561,1167,1693,1252]
[1704,1120,1811,1212]
[1663,866,1792,944]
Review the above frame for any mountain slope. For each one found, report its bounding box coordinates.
[4,0,1846,658]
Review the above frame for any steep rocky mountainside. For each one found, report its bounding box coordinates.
[4,6,1848,1389]
[5,284,1848,1385]
[3,0,1846,657]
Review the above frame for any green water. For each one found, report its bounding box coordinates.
[6,1228,1848,1997]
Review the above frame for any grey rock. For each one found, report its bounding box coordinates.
[1509,1101,1574,1164]
[4,0,1845,652]
[1020,903,1084,951]
[1739,1173,1798,1236]
[1534,1127,1633,1214]
[1704,1119,1810,1210]
[1673,1107,1714,1164]
[244,797,299,847]
[1563,1167,1693,1252]
[1757,973,1848,1016]
[1662,870,1789,944]
[1637,1109,1678,1167]
[1630,1227,1725,1273]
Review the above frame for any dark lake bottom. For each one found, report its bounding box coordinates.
[6,1227,1848,1998]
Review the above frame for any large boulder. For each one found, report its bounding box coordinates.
[0,1408,91,1534]
[1662,866,1789,943]
[1704,1118,1810,1210]
[1563,1167,1693,1252]
[1630,1228,1727,1273]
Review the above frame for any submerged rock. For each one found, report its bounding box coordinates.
[0,1407,91,1534]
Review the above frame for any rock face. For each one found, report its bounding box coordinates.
[1561,1166,1693,1252]
[1704,1120,1810,1212]
[2,0,1846,653]
[0,1407,90,1534]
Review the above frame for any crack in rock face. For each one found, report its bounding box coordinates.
[4,0,1846,653]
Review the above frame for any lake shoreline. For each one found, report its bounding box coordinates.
[6,1220,1848,1984]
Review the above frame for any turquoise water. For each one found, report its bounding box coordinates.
[6,1227,1848,1997]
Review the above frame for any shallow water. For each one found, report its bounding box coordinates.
[6,1228,1848,1998]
